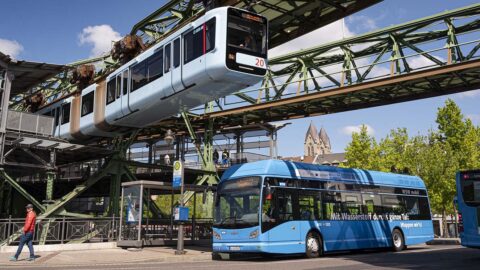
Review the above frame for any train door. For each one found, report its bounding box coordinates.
[182,19,206,87]
[171,37,184,92]
[119,69,131,116]
[163,43,175,97]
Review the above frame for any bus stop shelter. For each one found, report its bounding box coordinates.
[117,180,215,248]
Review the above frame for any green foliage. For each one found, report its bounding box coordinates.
[343,99,480,218]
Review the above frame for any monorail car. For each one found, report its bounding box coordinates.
[38,7,268,141]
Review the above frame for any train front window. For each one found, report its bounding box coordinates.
[227,9,267,56]
[214,177,261,229]
[461,173,480,206]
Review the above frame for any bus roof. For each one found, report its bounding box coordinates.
[221,159,426,189]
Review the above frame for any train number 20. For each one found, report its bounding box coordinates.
[255,58,265,67]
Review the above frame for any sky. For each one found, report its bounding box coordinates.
[1,0,479,156]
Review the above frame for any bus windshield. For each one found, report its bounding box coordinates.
[461,172,480,206]
[214,177,261,229]
[227,9,267,56]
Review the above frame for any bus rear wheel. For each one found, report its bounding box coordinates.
[306,232,323,258]
[391,229,405,252]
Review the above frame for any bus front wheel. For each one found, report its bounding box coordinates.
[306,232,323,258]
[391,229,405,252]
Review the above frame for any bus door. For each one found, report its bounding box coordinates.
[268,188,301,244]
[171,38,184,92]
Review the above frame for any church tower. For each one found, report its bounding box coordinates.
[304,122,332,157]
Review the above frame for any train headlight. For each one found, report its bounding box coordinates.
[249,229,259,239]
[213,231,222,240]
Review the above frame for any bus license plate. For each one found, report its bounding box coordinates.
[236,53,266,69]
[229,246,241,251]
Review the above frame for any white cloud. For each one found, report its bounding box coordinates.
[269,19,354,58]
[78,25,121,57]
[407,55,445,70]
[456,90,480,98]
[0,38,24,59]
[347,15,378,33]
[341,124,375,136]
[467,114,480,124]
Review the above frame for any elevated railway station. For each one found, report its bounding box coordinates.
[1,0,480,248]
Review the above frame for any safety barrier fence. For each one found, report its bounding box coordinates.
[0,216,213,245]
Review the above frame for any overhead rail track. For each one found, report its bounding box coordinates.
[10,0,381,111]
[141,3,480,134]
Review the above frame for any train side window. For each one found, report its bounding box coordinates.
[106,79,116,104]
[206,18,216,53]
[81,92,94,117]
[122,70,129,95]
[173,38,180,68]
[61,103,71,124]
[184,25,203,64]
[147,50,163,82]
[115,75,121,99]
[164,44,171,73]
[130,62,147,92]
[55,107,60,127]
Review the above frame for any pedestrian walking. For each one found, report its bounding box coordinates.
[10,204,36,262]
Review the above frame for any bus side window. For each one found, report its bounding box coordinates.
[322,191,342,220]
[342,193,362,215]
[362,194,381,215]
[298,190,316,220]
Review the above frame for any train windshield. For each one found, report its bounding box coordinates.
[461,172,480,206]
[227,9,267,56]
[214,177,261,229]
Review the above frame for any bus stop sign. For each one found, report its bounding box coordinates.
[173,160,183,188]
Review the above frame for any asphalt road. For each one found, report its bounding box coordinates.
[4,245,480,270]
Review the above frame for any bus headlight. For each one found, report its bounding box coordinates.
[249,229,259,239]
[213,231,222,240]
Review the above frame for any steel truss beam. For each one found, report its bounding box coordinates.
[0,133,139,246]
[10,1,380,111]
[138,4,480,136]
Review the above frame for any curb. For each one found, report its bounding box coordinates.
[426,238,460,245]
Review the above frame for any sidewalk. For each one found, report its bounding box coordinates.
[0,246,212,267]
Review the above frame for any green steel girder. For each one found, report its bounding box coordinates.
[10,0,380,110]
[219,3,480,107]
[137,3,480,136]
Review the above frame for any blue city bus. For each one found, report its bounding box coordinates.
[213,160,434,258]
[456,170,480,248]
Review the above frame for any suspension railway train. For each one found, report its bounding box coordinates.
[38,7,268,141]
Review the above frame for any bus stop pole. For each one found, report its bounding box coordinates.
[176,182,185,254]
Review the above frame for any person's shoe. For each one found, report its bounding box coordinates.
[26,257,35,261]
[9,256,17,261]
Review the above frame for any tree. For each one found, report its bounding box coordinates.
[342,99,480,237]
[344,125,380,170]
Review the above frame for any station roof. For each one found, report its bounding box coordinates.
[0,51,68,96]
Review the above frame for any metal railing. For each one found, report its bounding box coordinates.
[5,110,54,137]
[0,216,119,245]
[121,218,213,242]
